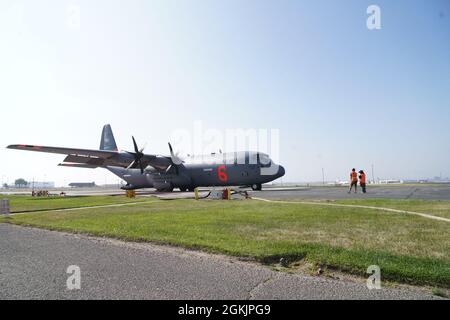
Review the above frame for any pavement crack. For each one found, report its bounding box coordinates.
[248,275,275,300]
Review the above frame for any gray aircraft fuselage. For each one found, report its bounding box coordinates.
[108,151,285,191]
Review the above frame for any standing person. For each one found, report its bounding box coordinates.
[348,168,358,193]
[359,170,367,193]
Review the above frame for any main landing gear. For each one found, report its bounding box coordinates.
[178,187,196,192]
[156,186,174,192]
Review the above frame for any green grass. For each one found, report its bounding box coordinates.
[332,199,450,219]
[0,195,149,213]
[432,287,448,298]
[2,196,449,288]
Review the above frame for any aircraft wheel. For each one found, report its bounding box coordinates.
[251,183,262,191]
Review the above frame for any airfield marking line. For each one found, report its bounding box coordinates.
[252,197,450,223]
[7,200,159,216]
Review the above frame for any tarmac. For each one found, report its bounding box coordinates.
[3,184,450,200]
[252,184,450,200]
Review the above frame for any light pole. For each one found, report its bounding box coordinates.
[372,164,375,184]
[322,168,325,185]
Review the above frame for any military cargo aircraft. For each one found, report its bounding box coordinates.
[7,124,285,192]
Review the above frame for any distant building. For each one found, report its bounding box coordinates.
[379,179,403,184]
[329,180,349,186]
[404,179,428,184]
[30,181,55,189]
[69,182,96,188]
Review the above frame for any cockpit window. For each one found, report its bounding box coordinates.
[223,152,236,165]
[258,153,271,167]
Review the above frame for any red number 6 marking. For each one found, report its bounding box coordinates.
[218,165,228,182]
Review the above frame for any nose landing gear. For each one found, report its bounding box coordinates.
[251,183,262,191]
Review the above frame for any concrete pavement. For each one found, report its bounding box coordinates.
[0,224,442,300]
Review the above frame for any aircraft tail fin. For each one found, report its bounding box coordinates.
[100,124,118,151]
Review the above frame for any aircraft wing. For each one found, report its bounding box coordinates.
[7,144,118,159]
[7,144,173,171]
[58,163,99,169]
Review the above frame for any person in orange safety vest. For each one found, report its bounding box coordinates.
[359,170,367,193]
[348,168,358,193]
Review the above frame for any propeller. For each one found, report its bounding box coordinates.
[126,136,145,174]
[167,142,183,174]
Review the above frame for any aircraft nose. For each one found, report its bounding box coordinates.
[277,165,285,178]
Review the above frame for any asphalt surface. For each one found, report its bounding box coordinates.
[251,185,450,200]
[3,184,450,200]
[0,224,442,300]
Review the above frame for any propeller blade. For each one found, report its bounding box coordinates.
[132,136,139,154]
[127,160,136,170]
[139,142,147,154]
[125,136,146,174]
[168,142,182,166]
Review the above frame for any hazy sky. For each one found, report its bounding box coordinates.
[1,0,449,186]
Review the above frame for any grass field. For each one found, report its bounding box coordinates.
[333,199,450,219]
[0,195,150,213]
[1,195,449,288]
